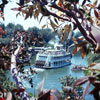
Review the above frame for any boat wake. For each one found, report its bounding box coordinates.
[33,68,45,72]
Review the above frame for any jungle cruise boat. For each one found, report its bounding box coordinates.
[35,44,72,69]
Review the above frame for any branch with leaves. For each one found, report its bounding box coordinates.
[10,0,100,48]
[73,73,100,100]
[1,0,100,99]
[11,36,30,100]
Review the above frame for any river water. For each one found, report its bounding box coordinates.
[23,55,93,99]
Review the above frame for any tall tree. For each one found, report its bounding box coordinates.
[1,0,100,99]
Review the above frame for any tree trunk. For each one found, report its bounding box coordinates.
[11,44,30,100]
[6,92,12,100]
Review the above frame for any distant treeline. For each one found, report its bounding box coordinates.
[0,23,56,46]
[0,23,82,46]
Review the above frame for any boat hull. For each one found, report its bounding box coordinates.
[35,62,71,69]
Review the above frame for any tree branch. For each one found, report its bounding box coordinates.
[48,10,71,22]
[50,4,73,17]
[72,15,96,46]
[49,3,96,46]
[11,36,30,100]
[39,1,72,22]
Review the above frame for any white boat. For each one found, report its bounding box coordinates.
[35,44,72,69]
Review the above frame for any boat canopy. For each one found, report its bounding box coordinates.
[54,43,63,50]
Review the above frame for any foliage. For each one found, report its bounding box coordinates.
[0,29,44,99]
[10,0,100,58]
[40,28,56,43]
[59,75,83,100]
[0,69,15,91]
[0,23,56,46]
[0,69,22,100]
[27,27,56,45]
[27,26,40,35]
[15,24,24,31]
[84,69,91,76]
[28,92,33,97]
[6,23,14,28]
[0,23,23,41]
[87,52,100,65]
[73,73,100,100]
[0,23,5,30]
[1,0,100,99]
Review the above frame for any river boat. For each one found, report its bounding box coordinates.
[71,65,88,71]
[35,44,72,69]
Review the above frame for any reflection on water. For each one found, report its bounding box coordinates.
[24,56,93,100]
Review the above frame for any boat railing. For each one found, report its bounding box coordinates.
[51,55,71,60]
[38,50,69,55]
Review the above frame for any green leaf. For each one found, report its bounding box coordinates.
[28,92,33,97]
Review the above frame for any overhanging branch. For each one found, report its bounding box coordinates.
[50,4,73,17]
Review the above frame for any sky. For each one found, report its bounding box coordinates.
[0,0,47,30]
[0,0,100,30]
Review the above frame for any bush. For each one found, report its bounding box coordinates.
[59,75,83,100]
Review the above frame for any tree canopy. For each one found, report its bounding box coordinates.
[1,0,100,100]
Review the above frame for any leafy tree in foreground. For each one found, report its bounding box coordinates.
[0,30,44,100]
[10,0,100,55]
[73,73,100,100]
[59,75,83,100]
[10,0,100,99]
[1,0,100,100]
